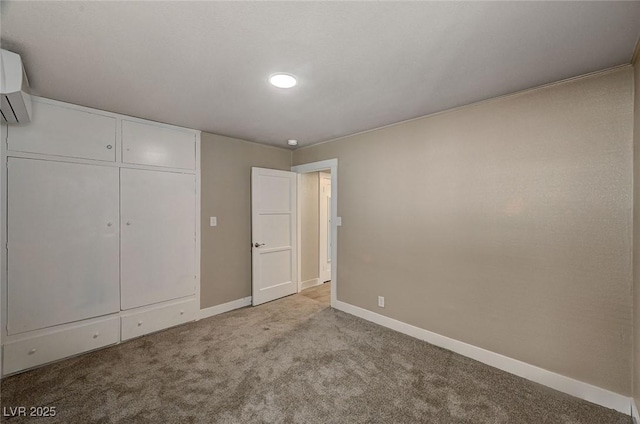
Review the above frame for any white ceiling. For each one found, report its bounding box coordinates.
[2,1,640,149]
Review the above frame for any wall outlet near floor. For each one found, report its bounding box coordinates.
[378,296,385,308]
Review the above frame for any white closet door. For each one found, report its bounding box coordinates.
[7,158,120,334]
[8,100,117,161]
[120,169,196,310]
[122,120,195,170]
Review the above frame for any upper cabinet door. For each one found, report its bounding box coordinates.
[7,100,116,161]
[7,158,120,334]
[122,120,195,170]
[120,168,196,310]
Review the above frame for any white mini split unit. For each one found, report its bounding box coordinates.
[0,49,32,124]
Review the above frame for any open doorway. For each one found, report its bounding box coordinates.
[298,171,331,304]
[292,159,338,308]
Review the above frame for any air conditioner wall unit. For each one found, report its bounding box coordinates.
[1,49,32,124]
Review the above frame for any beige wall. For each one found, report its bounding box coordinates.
[300,172,320,282]
[200,133,292,309]
[293,68,634,395]
[634,57,640,409]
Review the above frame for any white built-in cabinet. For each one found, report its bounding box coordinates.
[7,101,117,161]
[7,159,120,334]
[0,97,201,376]
[122,120,196,169]
[120,168,196,310]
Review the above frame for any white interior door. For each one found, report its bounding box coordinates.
[319,172,332,283]
[120,168,196,310]
[251,167,297,306]
[7,158,120,334]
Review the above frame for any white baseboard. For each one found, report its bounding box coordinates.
[334,300,631,415]
[632,398,639,423]
[300,278,320,291]
[199,296,252,320]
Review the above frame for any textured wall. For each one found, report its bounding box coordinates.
[293,68,634,394]
[634,58,640,409]
[300,172,320,282]
[200,133,291,309]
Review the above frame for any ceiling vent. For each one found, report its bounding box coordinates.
[1,49,32,124]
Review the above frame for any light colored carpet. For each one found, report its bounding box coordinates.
[0,290,629,423]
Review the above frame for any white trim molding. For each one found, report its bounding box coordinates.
[632,398,639,423]
[199,297,252,320]
[334,300,632,415]
[300,278,320,291]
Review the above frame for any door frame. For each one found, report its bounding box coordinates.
[291,159,338,308]
[318,171,331,284]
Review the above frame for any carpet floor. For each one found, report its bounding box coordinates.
[0,290,629,423]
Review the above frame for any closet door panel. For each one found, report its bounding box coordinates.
[122,120,195,169]
[120,169,196,309]
[7,100,116,161]
[7,158,120,334]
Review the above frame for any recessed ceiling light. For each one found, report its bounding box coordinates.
[287,139,298,146]
[270,73,297,89]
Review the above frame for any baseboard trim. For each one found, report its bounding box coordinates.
[199,297,252,320]
[334,300,631,415]
[632,398,639,423]
[300,278,320,291]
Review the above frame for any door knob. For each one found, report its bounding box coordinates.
[254,243,265,248]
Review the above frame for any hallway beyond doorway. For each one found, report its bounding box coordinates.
[300,281,330,305]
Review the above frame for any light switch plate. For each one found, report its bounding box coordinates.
[210,217,217,227]
[336,216,342,226]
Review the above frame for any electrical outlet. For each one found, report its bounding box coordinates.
[378,296,385,308]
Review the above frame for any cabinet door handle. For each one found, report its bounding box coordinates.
[137,321,143,326]
[93,332,99,339]
[126,221,132,226]
[106,145,113,150]
[107,222,113,227]
[28,348,37,355]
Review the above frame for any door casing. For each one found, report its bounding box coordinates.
[318,172,332,284]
